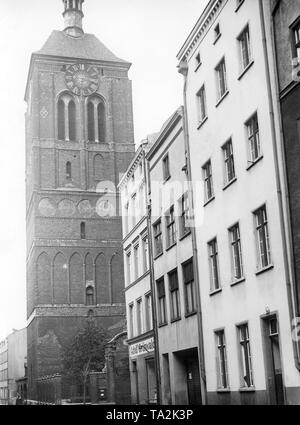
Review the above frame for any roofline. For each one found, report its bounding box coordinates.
[118,144,145,190]
[176,0,225,62]
[24,52,132,101]
[146,106,184,160]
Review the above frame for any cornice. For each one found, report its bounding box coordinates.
[177,0,227,62]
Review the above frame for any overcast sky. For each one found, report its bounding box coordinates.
[0,0,205,340]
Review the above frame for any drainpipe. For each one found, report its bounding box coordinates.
[258,0,300,370]
[142,145,162,405]
[178,62,207,405]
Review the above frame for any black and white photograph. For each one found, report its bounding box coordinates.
[0,0,300,411]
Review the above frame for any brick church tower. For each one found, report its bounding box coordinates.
[25,0,135,401]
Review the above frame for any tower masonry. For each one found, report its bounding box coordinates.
[25,0,135,400]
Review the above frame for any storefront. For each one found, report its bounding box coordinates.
[129,333,156,404]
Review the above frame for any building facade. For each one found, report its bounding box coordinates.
[8,328,27,404]
[25,0,135,401]
[177,0,300,404]
[147,108,203,405]
[0,338,8,405]
[0,329,27,405]
[119,137,157,404]
[264,0,300,360]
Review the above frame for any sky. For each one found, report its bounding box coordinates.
[0,0,206,340]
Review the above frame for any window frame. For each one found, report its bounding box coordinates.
[182,259,197,315]
[228,223,244,282]
[153,218,163,257]
[165,205,176,248]
[162,154,171,182]
[215,329,229,390]
[196,84,207,125]
[215,57,228,100]
[208,238,221,292]
[253,205,272,270]
[157,277,167,325]
[222,138,236,186]
[202,160,214,203]
[168,269,181,322]
[237,323,254,389]
[136,298,142,335]
[291,17,300,60]
[245,112,261,165]
[179,193,191,238]
[237,24,252,72]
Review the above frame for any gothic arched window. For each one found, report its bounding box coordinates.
[66,162,72,180]
[57,93,76,142]
[86,286,94,306]
[87,97,106,143]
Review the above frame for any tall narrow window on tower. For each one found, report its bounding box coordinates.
[57,93,76,141]
[87,97,106,143]
[66,161,72,180]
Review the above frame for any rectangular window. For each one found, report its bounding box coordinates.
[215,58,227,99]
[238,25,252,71]
[292,19,300,59]
[195,52,201,69]
[182,259,196,315]
[208,238,220,291]
[123,203,129,235]
[129,303,134,338]
[157,278,167,325]
[196,85,207,123]
[215,330,229,389]
[166,205,176,247]
[229,223,244,281]
[153,219,163,257]
[131,195,136,227]
[237,324,254,388]
[126,251,131,285]
[168,269,181,321]
[246,113,261,163]
[254,205,272,269]
[162,154,171,181]
[202,160,214,202]
[142,235,149,273]
[136,298,142,335]
[222,139,235,185]
[133,244,139,281]
[145,293,153,332]
[214,23,221,41]
[179,193,190,237]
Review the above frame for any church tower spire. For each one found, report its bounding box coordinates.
[62,0,85,37]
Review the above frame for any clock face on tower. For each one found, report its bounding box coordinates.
[65,63,99,96]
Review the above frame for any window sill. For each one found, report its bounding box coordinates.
[170,317,182,324]
[256,264,274,276]
[246,155,263,171]
[238,60,254,81]
[217,388,231,394]
[185,311,197,319]
[194,62,202,72]
[179,230,192,242]
[197,116,208,130]
[235,0,245,13]
[158,322,168,329]
[213,33,222,45]
[166,242,177,252]
[204,196,215,207]
[230,277,246,287]
[209,288,222,297]
[239,387,256,393]
[223,177,237,191]
[216,90,229,108]
[153,252,164,261]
